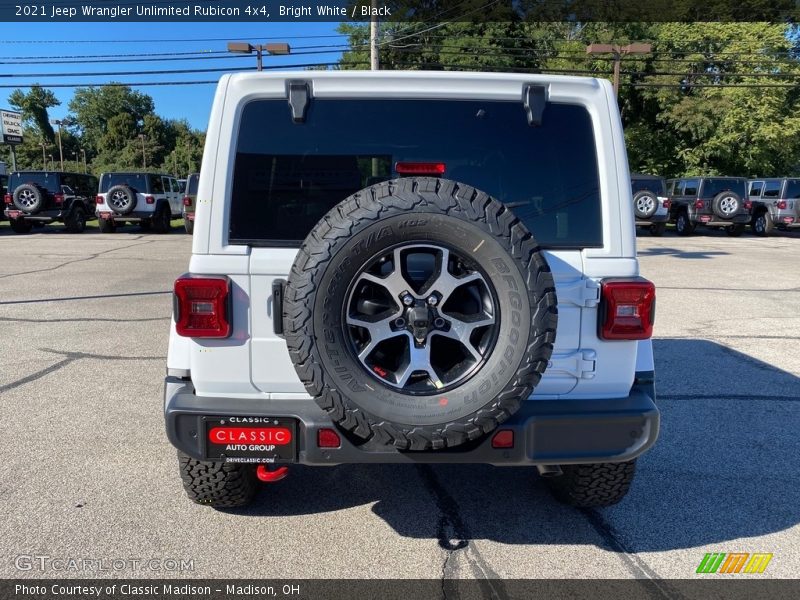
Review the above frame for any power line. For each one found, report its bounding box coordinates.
[0,33,350,44]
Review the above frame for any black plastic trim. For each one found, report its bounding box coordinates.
[523,83,547,126]
[272,279,286,337]
[287,80,311,123]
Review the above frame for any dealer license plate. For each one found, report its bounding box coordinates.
[203,417,296,464]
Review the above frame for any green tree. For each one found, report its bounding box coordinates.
[8,85,60,143]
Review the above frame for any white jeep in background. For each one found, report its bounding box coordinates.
[165,71,659,509]
[96,171,182,233]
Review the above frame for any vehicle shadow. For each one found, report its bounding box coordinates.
[637,246,730,259]
[235,339,799,552]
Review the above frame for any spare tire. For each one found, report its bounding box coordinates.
[632,190,658,219]
[283,177,558,451]
[106,184,137,215]
[712,191,741,220]
[12,184,44,214]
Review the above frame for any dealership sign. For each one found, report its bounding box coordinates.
[1,110,23,145]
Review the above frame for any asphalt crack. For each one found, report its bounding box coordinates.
[0,290,170,305]
[0,316,169,324]
[0,348,164,393]
[580,508,686,599]
[415,465,508,600]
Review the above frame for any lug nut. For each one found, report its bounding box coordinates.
[427,295,439,306]
[433,317,446,329]
[394,317,406,328]
[402,294,414,306]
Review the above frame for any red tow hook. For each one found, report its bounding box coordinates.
[256,464,288,483]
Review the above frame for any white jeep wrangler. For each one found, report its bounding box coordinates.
[165,71,659,509]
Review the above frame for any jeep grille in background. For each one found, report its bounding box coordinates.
[229,98,602,248]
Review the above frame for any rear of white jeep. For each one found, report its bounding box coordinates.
[165,71,659,509]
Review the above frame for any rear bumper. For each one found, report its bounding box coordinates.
[4,209,70,221]
[97,209,155,221]
[164,375,660,466]
[635,215,668,225]
[694,214,751,226]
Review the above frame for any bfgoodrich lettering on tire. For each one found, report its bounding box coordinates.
[283,177,558,451]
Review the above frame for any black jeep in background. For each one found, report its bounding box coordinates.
[3,171,98,234]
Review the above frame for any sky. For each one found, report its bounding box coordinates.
[0,22,348,130]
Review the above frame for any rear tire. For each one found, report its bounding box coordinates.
[9,219,32,234]
[184,218,194,234]
[152,205,172,234]
[752,211,772,237]
[546,461,636,507]
[649,222,666,237]
[177,451,257,509]
[98,218,116,234]
[725,223,745,237]
[65,205,87,233]
[675,211,695,236]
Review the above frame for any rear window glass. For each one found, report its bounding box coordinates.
[762,181,781,198]
[701,178,747,198]
[186,174,199,195]
[631,178,666,195]
[9,172,61,193]
[784,180,800,198]
[230,99,602,248]
[100,173,150,193]
[748,181,763,197]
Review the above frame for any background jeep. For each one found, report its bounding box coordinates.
[748,178,800,236]
[3,171,98,234]
[631,174,670,236]
[181,172,199,234]
[165,71,659,511]
[667,176,751,236]
[96,172,182,233]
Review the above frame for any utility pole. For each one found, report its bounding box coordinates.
[586,43,652,98]
[138,134,147,169]
[80,149,87,173]
[50,119,66,170]
[48,154,54,170]
[40,142,47,170]
[73,151,79,172]
[370,0,379,71]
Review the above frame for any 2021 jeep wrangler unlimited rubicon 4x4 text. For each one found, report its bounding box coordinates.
[165,72,659,509]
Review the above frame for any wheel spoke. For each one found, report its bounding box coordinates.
[395,341,442,388]
[346,312,402,360]
[435,313,495,360]
[429,251,483,304]
[356,248,413,301]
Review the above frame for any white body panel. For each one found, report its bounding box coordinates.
[170,71,644,401]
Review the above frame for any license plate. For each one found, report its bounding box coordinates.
[203,417,296,464]
[6,210,21,218]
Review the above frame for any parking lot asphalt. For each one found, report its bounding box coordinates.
[0,224,798,582]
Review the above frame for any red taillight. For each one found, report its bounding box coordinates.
[744,200,752,210]
[694,199,704,209]
[599,279,656,341]
[317,428,341,448]
[491,430,514,449]
[3,194,10,205]
[395,161,446,176]
[661,198,671,209]
[182,196,192,207]
[96,195,104,205]
[777,200,787,210]
[53,193,64,205]
[173,276,231,338]
[145,195,155,204]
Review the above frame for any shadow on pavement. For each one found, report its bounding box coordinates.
[233,339,799,552]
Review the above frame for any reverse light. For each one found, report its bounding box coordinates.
[173,276,231,338]
[96,195,104,205]
[491,430,514,449]
[317,428,341,448]
[395,161,446,176]
[145,195,155,204]
[182,196,192,207]
[599,278,656,341]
